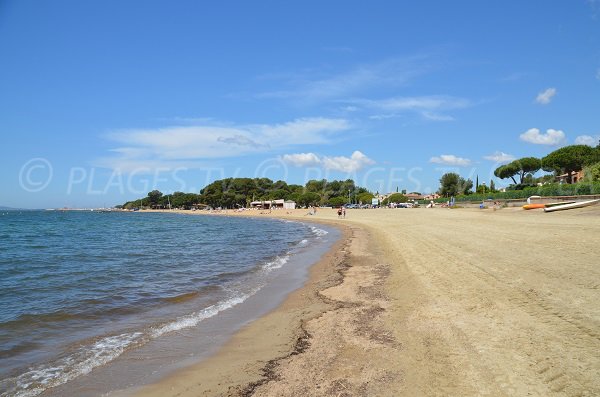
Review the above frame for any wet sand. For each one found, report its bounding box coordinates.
[126,206,600,396]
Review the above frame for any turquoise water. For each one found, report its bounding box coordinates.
[0,211,330,396]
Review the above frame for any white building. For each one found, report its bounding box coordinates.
[249,199,296,210]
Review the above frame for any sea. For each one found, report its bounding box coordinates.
[0,210,338,397]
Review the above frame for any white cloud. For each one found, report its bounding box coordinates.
[256,56,432,102]
[535,88,557,105]
[519,128,566,145]
[322,151,375,172]
[281,150,375,173]
[281,153,322,167]
[574,135,599,146]
[421,112,455,121]
[97,117,351,172]
[429,154,472,167]
[368,113,401,120]
[500,72,527,82]
[362,95,471,112]
[216,135,267,148]
[483,151,516,163]
[259,118,350,143]
[350,95,470,121]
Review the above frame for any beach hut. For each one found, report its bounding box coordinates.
[250,200,269,209]
[249,199,295,209]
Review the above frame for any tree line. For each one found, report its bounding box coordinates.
[120,144,600,209]
[494,144,600,186]
[120,178,374,209]
[439,143,600,197]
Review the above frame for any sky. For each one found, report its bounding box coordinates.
[1,1,599,208]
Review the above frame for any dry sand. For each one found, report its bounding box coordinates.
[129,206,600,396]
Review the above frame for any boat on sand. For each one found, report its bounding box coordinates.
[523,204,546,210]
[522,201,575,210]
[543,199,600,213]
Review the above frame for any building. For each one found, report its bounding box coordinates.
[249,199,296,210]
[377,192,436,202]
[423,193,441,200]
[406,193,424,201]
[556,170,585,184]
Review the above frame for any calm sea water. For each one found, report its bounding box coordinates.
[0,211,331,397]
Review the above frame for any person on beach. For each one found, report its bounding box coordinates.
[342,207,346,218]
[337,207,342,218]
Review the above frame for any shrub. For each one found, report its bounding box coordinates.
[437,181,600,203]
[583,162,600,182]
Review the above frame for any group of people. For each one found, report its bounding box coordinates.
[305,206,318,216]
[305,205,347,218]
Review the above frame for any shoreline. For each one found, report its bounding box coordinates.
[32,213,339,397]
[117,206,599,396]
[114,210,360,396]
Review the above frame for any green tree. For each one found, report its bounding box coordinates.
[285,192,301,204]
[494,157,541,185]
[266,189,289,200]
[305,179,327,193]
[514,157,542,182]
[489,180,496,192]
[542,145,598,183]
[461,178,474,195]
[356,192,375,204]
[533,174,556,185]
[298,192,321,207]
[494,163,519,185]
[327,196,347,207]
[439,173,473,196]
[583,162,600,182]
[147,190,163,205]
[439,173,460,196]
[288,184,304,195]
[382,193,408,205]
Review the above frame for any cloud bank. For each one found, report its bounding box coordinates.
[281,150,375,173]
[349,95,471,121]
[429,154,472,167]
[97,117,351,172]
[535,88,557,105]
[483,151,515,163]
[574,135,599,146]
[280,152,322,167]
[519,128,565,145]
[256,56,431,102]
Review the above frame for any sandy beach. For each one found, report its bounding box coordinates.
[128,206,600,396]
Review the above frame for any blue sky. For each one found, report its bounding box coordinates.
[1,1,599,208]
